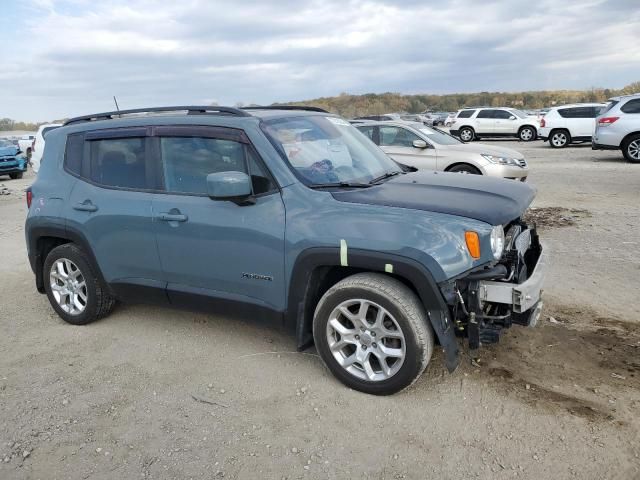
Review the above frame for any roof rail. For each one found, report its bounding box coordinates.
[243,105,329,113]
[63,106,251,126]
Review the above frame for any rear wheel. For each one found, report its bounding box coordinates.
[313,273,434,395]
[458,127,475,142]
[519,126,536,142]
[43,244,116,325]
[9,172,23,180]
[549,130,570,148]
[447,164,481,175]
[622,134,640,163]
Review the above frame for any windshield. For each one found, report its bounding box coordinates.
[510,109,529,119]
[262,115,401,186]
[418,127,462,145]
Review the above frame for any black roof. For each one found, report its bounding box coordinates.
[64,105,328,126]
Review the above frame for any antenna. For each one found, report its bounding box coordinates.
[113,96,121,116]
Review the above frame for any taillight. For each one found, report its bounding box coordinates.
[26,188,33,209]
[540,118,546,128]
[598,116,619,126]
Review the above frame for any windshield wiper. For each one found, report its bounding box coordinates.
[308,182,372,189]
[369,170,403,184]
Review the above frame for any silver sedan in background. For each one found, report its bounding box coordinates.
[355,120,529,180]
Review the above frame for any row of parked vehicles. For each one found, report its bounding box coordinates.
[362,93,640,162]
[0,123,62,180]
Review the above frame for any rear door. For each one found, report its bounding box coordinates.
[150,126,286,312]
[474,110,496,134]
[378,125,437,170]
[64,128,165,297]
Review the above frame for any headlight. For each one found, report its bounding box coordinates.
[481,154,521,166]
[490,225,505,260]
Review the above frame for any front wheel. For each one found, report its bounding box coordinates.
[622,134,640,163]
[519,126,536,142]
[313,273,434,395]
[447,164,481,175]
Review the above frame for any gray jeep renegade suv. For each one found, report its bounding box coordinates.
[25,106,546,395]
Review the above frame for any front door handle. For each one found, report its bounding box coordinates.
[73,200,98,212]
[157,212,188,222]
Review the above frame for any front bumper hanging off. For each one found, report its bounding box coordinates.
[453,224,546,354]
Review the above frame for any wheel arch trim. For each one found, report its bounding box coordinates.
[286,247,460,372]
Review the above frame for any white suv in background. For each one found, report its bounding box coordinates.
[538,103,606,148]
[30,123,62,173]
[592,94,640,163]
[449,107,539,142]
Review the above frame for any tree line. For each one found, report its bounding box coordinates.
[281,81,640,117]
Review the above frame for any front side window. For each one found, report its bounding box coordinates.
[379,127,421,147]
[493,110,513,119]
[357,125,377,143]
[262,115,401,186]
[418,127,462,145]
[160,136,275,195]
[89,137,146,189]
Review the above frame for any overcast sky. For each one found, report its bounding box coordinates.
[1,0,639,122]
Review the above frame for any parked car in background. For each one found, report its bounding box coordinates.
[30,123,62,173]
[444,112,457,126]
[450,107,540,142]
[538,103,606,148]
[400,113,434,125]
[18,134,35,157]
[25,105,545,395]
[592,93,640,163]
[0,139,28,179]
[356,120,529,180]
[354,114,400,122]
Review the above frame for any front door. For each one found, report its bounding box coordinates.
[150,126,286,312]
[378,126,438,170]
[492,109,517,134]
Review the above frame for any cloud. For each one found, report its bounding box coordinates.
[1,0,639,121]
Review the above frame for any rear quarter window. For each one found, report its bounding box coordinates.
[620,99,640,114]
[457,110,476,119]
[64,133,84,176]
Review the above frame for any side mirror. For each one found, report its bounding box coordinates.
[509,115,517,120]
[412,139,428,149]
[206,171,252,201]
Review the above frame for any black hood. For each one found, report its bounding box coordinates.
[332,171,536,225]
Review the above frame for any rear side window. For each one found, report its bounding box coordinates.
[357,126,376,142]
[160,136,275,195]
[558,107,596,118]
[64,133,83,176]
[621,99,640,114]
[457,110,475,118]
[89,137,147,189]
[476,110,494,119]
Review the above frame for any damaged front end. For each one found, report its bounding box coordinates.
[443,220,546,359]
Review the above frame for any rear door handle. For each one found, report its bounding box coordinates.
[73,200,98,212]
[157,212,188,222]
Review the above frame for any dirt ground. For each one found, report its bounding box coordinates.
[1,140,639,480]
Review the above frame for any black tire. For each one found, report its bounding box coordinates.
[518,126,536,142]
[313,273,434,395]
[622,134,640,163]
[9,172,23,180]
[549,129,570,148]
[458,127,475,142]
[43,244,116,325]
[447,163,482,175]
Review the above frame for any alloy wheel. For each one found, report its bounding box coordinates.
[325,299,406,382]
[460,129,473,142]
[551,132,567,147]
[49,258,88,315]
[520,128,534,141]
[628,140,640,160]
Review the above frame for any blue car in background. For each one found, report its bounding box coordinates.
[0,139,28,179]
